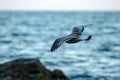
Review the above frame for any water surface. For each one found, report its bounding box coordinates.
[0,11,120,80]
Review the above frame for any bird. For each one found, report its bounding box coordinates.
[51,24,92,52]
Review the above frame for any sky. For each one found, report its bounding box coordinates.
[0,0,120,11]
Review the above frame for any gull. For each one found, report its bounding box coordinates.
[51,24,92,52]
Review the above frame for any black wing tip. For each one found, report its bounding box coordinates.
[51,45,58,52]
[50,38,61,52]
[50,45,55,52]
[51,49,54,52]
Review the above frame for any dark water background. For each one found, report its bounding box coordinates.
[0,11,120,80]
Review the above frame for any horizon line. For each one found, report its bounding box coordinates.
[0,9,120,12]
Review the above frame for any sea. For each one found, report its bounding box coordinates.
[0,11,120,80]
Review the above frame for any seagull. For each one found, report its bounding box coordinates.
[51,24,92,52]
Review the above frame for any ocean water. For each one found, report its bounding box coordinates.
[0,11,120,80]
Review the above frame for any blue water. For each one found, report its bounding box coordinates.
[0,11,120,80]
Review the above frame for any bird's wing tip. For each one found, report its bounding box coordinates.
[50,37,65,52]
[50,49,54,52]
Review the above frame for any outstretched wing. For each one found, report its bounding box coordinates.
[51,36,74,52]
[51,37,65,52]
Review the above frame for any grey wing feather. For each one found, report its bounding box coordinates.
[51,37,65,52]
[51,36,74,52]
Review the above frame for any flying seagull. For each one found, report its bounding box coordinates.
[51,24,92,52]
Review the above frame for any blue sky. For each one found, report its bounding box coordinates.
[0,0,120,11]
